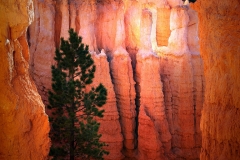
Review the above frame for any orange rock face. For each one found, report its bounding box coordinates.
[95,0,126,54]
[136,10,171,160]
[159,54,204,159]
[28,0,205,159]
[192,1,240,159]
[157,5,204,159]
[3,0,239,159]
[110,47,136,158]
[28,0,56,106]
[0,0,50,159]
[89,51,124,160]
[156,7,171,46]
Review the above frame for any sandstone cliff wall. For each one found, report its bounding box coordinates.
[192,1,240,159]
[136,10,172,160]
[28,0,204,159]
[2,0,239,159]
[88,51,124,160]
[0,0,50,159]
[157,6,204,159]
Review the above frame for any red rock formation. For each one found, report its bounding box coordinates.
[28,0,205,159]
[192,1,240,159]
[167,0,183,7]
[76,0,98,52]
[89,51,124,160]
[124,0,141,66]
[0,0,50,159]
[95,0,126,55]
[110,47,136,158]
[55,0,69,45]
[28,0,55,106]
[96,1,137,158]
[3,0,240,159]
[137,9,172,160]
[159,54,203,159]
[156,7,171,46]
[157,5,203,159]
[168,6,189,55]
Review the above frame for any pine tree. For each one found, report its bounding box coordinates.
[48,29,109,160]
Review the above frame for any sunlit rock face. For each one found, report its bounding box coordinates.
[28,0,55,106]
[136,9,172,160]
[88,51,124,160]
[0,0,50,159]
[110,47,137,158]
[192,1,240,159]
[28,0,204,159]
[157,5,204,159]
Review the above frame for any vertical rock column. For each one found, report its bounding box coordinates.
[69,1,77,31]
[0,0,50,159]
[96,0,138,158]
[137,9,172,160]
[95,0,125,55]
[159,54,196,159]
[109,8,137,155]
[28,0,56,105]
[55,0,69,47]
[191,54,204,154]
[110,47,136,158]
[76,0,98,52]
[59,0,70,40]
[89,51,124,160]
[158,6,201,159]
[188,8,204,155]
[124,1,141,67]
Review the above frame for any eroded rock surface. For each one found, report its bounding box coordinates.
[28,0,55,107]
[157,6,204,159]
[0,0,50,159]
[136,10,171,160]
[28,0,204,159]
[89,51,124,160]
[110,47,137,158]
[192,1,240,159]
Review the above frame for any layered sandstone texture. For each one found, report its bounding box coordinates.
[0,0,50,159]
[88,51,124,160]
[28,0,204,159]
[136,10,172,160]
[192,1,240,159]
[157,6,204,159]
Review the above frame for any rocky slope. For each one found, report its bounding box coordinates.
[28,0,204,159]
[0,0,50,159]
[192,0,240,159]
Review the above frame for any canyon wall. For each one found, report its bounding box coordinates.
[28,0,204,159]
[157,6,203,159]
[0,0,50,159]
[89,51,124,160]
[192,1,240,159]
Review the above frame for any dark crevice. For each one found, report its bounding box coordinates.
[27,27,31,47]
[126,48,139,148]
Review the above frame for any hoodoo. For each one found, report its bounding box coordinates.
[1,0,239,159]
[28,0,204,159]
